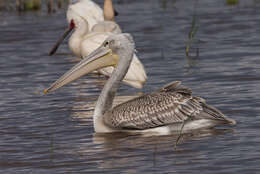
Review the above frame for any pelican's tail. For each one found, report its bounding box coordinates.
[200,103,236,125]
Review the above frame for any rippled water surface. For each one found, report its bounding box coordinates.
[1,0,260,173]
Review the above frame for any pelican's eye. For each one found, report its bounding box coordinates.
[104,41,109,47]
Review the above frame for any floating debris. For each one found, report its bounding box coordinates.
[226,0,239,6]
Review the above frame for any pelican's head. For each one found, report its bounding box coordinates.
[44,33,135,94]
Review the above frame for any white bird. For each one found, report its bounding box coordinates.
[44,33,236,135]
[49,0,147,89]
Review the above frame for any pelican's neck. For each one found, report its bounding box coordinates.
[104,0,115,21]
[94,43,134,132]
[69,19,89,57]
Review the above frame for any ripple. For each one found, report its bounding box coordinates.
[1,0,260,173]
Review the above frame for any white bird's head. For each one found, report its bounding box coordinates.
[48,0,104,56]
[48,3,90,56]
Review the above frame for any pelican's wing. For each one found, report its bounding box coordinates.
[103,81,231,129]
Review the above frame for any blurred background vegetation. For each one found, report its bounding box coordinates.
[0,0,242,13]
[0,0,71,13]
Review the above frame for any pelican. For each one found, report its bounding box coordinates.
[48,0,147,89]
[44,33,236,134]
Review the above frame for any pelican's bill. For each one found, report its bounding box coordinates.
[44,45,119,94]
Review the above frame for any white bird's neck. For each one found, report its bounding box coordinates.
[93,43,134,132]
[104,0,115,21]
[69,19,89,57]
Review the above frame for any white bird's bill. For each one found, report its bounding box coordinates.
[48,20,75,56]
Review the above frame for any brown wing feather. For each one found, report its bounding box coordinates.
[103,81,230,130]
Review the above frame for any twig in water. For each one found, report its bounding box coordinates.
[185,14,199,58]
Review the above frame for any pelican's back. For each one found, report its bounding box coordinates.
[103,81,236,130]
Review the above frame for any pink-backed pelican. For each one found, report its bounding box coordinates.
[44,33,236,134]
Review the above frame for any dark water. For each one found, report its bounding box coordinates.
[1,0,260,173]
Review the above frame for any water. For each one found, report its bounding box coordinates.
[1,0,260,173]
